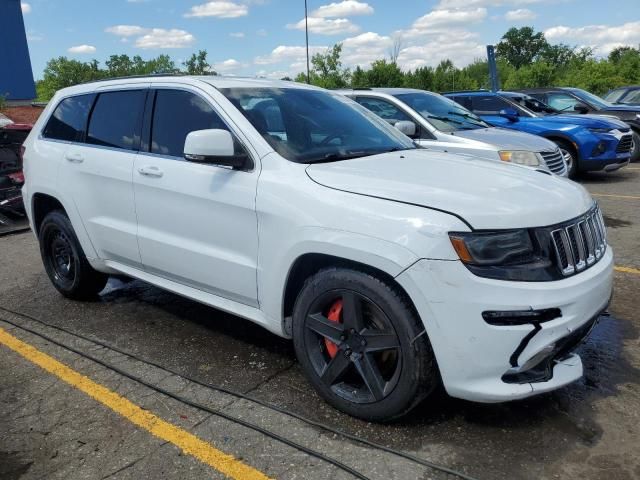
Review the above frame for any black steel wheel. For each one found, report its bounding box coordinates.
[293,268,438,421]
[39,210,108,299]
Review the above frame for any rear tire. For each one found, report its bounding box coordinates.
[292,267,438,422]
[554,139,578,178]
[39,211,108,300]
[631,130,640,162]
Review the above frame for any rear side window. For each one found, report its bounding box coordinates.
[42,94,94,142]
[87,90,146,150]
[150,89,228,157]
[355,97,411,124]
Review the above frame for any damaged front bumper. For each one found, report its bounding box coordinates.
[395,247,614,403]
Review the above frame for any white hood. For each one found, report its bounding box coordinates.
[306,149,593,230]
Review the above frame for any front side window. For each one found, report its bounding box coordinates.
[506,95,556,115]
[395,92,489,132]
[604,89,627,104]
[571,89,611,110]
[354,97,412,124]
[87,90,146,150]
[150,90,229,157]
[620,89,640,105]
[42,94,94,142]
[221,88,415,163]
[469,95,513,114]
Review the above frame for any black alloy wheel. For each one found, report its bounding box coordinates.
[293,268,438,421]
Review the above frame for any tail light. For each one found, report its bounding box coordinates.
[7,172,25,185]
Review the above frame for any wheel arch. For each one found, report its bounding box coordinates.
[31,192,67,235]
[281,252,419,336]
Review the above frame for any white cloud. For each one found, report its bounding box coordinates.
[213,58,243,72]
[230,32,245,38]
[68,44,97,54]
[287,17,360,35]
[184,1,248,18]
[105,25,148,37]
[341,32,392,66]
[505,8,537,21]
[254,45,328,65]
[21,2,31,14]
[545,21,640,55]
[412,8,487,32]
[312,1,374,18]
[106,25,196,49]
[135,29,196,48]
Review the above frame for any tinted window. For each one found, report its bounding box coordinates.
[469,95,512,114]
[221,88,415,163]
[604,89,627,103]
[43,94,94,142]
[87,90,146,150]
[150,90,228,157]
[355,97,411,123]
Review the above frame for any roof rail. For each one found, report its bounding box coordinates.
[442,89,490,95]
[79,72,191,86]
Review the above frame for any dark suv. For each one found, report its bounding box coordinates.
[516,87,640,161]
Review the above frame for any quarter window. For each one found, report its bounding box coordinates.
[87,90,146,150]
[150,90,228,157]
[42,94,94,142]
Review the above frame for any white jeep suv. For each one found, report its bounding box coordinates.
[22,76,613,421]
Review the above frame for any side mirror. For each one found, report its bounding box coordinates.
[184,129,249,169]
[394,120,417,137]
[573,102,589,114]
[499,108,520,122]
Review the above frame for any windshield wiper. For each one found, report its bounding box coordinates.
[307,147,413,164]
[446,111,488,127]
[423,114,463,125]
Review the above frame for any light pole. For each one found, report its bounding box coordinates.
[305,0,310,83]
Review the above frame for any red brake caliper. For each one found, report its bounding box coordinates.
[325,299,343,358]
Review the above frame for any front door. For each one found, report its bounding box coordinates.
[133,86,260,306]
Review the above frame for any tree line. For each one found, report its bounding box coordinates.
[35,27,640,101]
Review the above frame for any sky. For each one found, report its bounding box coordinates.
[20,0,640,80]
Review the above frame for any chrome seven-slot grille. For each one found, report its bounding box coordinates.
[550,206,607,276]
[616,134,633,154]
[540,149,567,175]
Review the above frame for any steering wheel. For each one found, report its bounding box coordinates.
[320,132,345,146]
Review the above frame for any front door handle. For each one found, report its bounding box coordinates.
[137,166,164,178]
[65,152,84,163]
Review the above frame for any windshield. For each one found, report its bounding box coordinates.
[220,87,415,163]
[571,88,612,110]
[506,94,557,115]
[394,92,490,132]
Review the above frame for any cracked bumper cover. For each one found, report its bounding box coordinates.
[396,247,614,403]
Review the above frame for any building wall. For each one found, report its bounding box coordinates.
[0,0,37,100]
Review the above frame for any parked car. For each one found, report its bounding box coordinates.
[516,87,640,162]
[446,90,633,177]
[603,85,640,106]
[336,88,567,176]
[23,77,613,421]
[0,123,30,232]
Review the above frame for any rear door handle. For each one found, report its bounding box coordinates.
[65,152,84,163]
[137,166,164,178]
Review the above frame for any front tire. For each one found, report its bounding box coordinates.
[292,267,438,422]
[631,130,640,162]
[39,211,108,300]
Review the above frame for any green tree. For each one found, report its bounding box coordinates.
[363,60,404,87]
[37,57,103,100]
[403,66,434,90]
[184,50,211,75]
[496,27,550,69]
[503,62,556,89]
[306,44,351,88]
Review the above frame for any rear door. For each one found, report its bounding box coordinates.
[61,86,148,267]
[133,85,260,306]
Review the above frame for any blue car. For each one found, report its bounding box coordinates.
[445,90,633,177]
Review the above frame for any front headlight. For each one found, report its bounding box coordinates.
[587,127,612,134]
[498,150,540,167]
[449,230,554,281]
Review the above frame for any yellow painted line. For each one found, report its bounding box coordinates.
[591,193,640,200]
[0,327,272,480]
[615,265,640,275]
